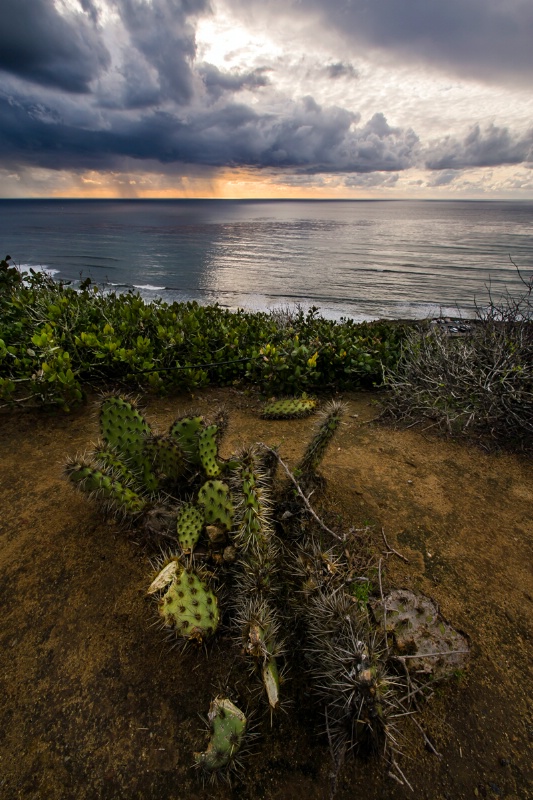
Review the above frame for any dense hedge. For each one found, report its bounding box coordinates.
[0,256,410,410]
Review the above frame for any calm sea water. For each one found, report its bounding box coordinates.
[1,199,532,321]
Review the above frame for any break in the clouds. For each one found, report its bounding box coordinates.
[0,0,532,197]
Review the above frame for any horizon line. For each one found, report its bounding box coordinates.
[0,196,529,202]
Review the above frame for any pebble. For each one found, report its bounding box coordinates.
[430,317,475,336]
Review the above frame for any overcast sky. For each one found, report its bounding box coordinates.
[1,0,532,198]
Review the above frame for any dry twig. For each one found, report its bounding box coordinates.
[381,527,410,563]
[259,444,345,542]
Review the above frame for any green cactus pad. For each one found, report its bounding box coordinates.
[158,568,219,641]
[198,424,222,478]
[99,395,159,490]
[65,460,147,516]
[176,503,204,553]
[144,435,187,482]
[194,697,247,772]
[197,480,234,530]
[169,414,205,465]
[261,396,317,419]
[92,445,140,487]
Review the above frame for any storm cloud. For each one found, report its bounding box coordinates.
[0,0,532,194]
[232,0,533,87]
[426,124,533,170]
[198,64,271,100]
[116,0,210,104]
[0,0,109,93]
[0,90,418,173]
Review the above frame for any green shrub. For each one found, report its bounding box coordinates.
[0,266,409,409]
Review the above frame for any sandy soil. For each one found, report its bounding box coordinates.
[0,388,531,800]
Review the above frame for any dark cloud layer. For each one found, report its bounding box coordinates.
[0,91,418,173]
[117,0,210,104]
[0,0,531,184]
[198,64,271,100]
[426,125,533,170]
[0,0,109,93]
[236,0,533,86]
[324,62,358,80]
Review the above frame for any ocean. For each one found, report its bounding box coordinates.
[1,198,532,321]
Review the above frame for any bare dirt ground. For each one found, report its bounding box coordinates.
[0,388,531,800]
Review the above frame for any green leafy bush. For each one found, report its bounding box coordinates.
[0,264,409,409]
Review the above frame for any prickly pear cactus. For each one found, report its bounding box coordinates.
[197,480,234,530]
[169,414,205,465]
[65,459,147,516]
[158,566,219,641]
[99,395,158,490]
[261,396,317,419]
[194,697,247,772]
[176,503,204,553]
[198,424,222,478]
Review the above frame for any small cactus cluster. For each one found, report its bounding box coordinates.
[66,393,467,783]
[261,395,317,419]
